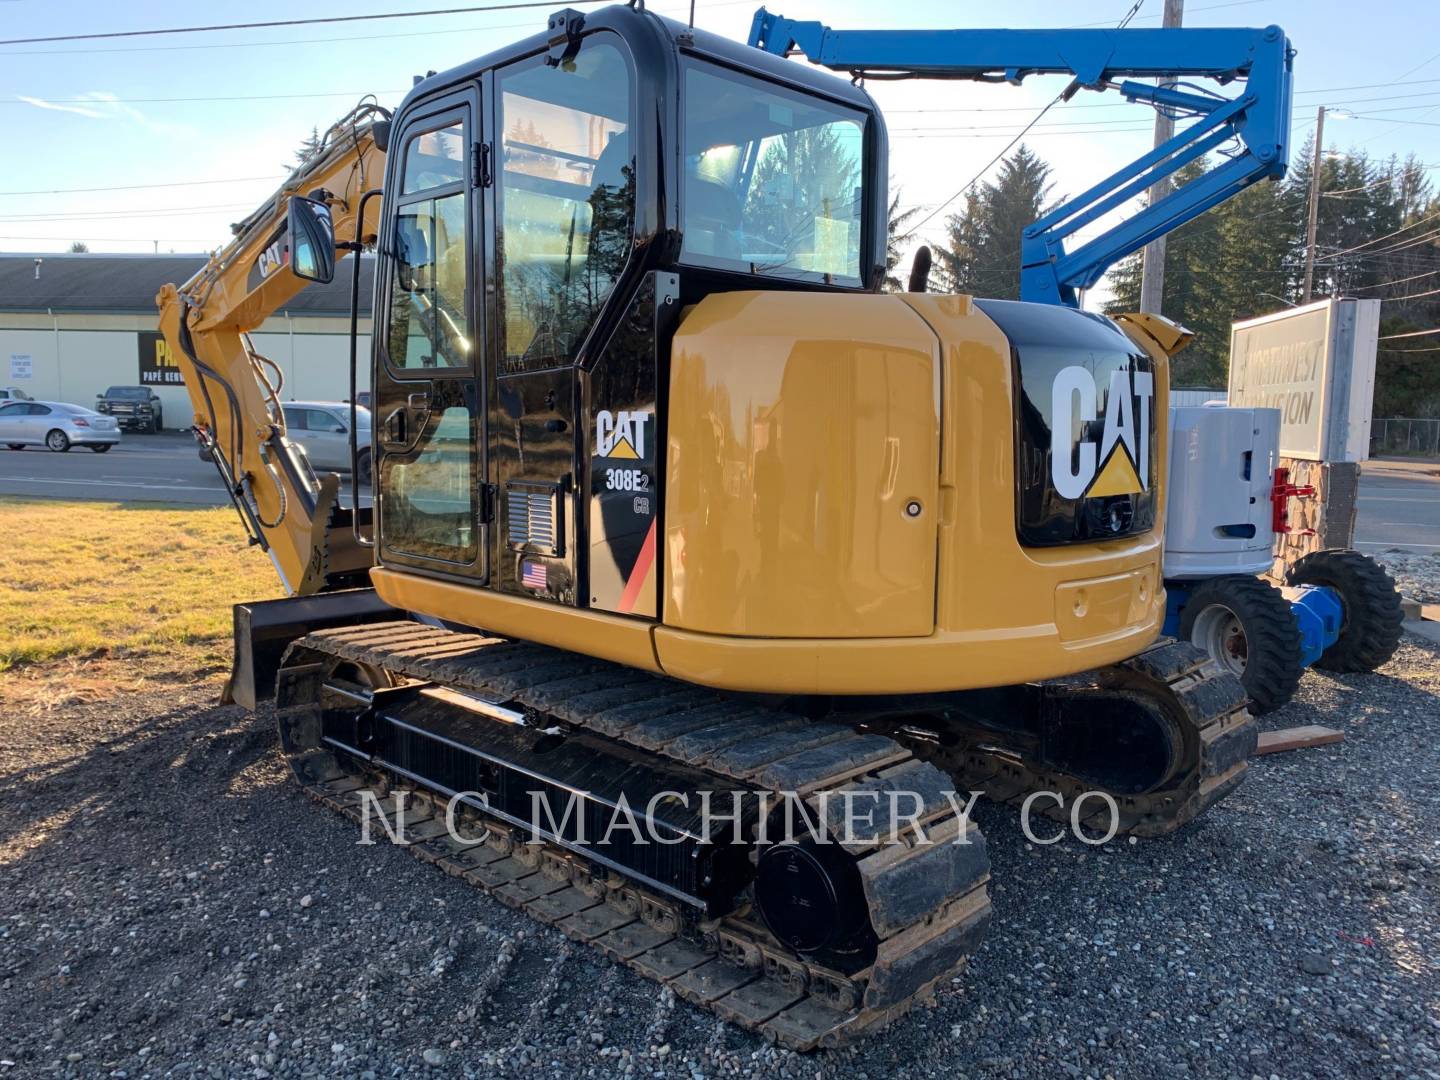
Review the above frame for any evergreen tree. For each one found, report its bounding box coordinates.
[884,189,921,292]
[933,145,1052,300]
[67,241,89,253]
[292,126,324,167]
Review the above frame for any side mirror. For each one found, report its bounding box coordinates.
[287,196,336,284]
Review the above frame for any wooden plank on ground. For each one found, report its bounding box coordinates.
[1255,726,1345,755]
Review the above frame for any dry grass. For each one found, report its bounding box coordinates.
[0,497,281,686]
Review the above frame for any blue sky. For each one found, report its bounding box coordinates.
[3,0,1438,307]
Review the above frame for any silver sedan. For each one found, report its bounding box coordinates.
[0,400,122,452]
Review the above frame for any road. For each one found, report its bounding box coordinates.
[0,434,1431,551]
[0,433,370,507]
[1355,458,1440,555]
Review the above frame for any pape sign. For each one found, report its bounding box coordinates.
[137,330,183,387]
[1228,298,1378,463]
[9,354,31,380]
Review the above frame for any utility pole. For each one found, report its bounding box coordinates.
[1302,105,1327,303]
[1139,0,1183,315]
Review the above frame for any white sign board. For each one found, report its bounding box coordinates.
[1228,298,1379,462]
[9,354,32,380]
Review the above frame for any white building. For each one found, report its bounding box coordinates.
[0,253,373,429]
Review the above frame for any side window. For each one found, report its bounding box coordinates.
[308,409,345,434]
[388,120,471,372]
[283,406,307,431]
[29,404,51,416]
[496,40,634,374]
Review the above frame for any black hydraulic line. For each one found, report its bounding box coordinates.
[343,188,384,550]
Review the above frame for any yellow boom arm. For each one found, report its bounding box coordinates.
[156,106,388,595]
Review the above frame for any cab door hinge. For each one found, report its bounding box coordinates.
[472,141,492,188]
[480,481,498,523]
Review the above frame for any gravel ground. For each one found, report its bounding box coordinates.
[3,637,1439,1080]
[1372,551,1440,605]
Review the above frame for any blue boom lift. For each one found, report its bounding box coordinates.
[749,9,1402,711]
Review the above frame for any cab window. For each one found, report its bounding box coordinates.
[388,118,472,372]
[496,40,635,374]
[681,65,865,284]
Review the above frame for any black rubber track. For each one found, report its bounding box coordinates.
[1179,575,1303,714]
[1285,549,1405,673]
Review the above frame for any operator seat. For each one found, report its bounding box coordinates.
[683,172,744,262]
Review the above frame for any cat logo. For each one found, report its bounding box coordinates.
[256,235,287,280]
[1051,366,1154,500]
[595,409,649,460]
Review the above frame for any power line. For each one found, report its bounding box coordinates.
[886,88,1440,117]
[0,1,594,46]
[1379,327,1440,340]
[0,89,407,107]
[0,0,756,56]
[1066,0,1259,28]
[1346,269,1440,291]
[1381,286,1440,304]
[0,204,254,223]
[1317,210,1440,263]
[0,175,284,197]
[903,0,1147,236]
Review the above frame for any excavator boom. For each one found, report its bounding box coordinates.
[156,105,390,595]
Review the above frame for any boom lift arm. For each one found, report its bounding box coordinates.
[156,105,390,595]
[748,10,1294,307]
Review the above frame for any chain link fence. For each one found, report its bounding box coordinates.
[1371,418,1440,458]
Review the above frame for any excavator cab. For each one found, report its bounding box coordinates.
[361,6,896,639]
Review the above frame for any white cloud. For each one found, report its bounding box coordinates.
[17,91,194,137]
[17,95,107,119]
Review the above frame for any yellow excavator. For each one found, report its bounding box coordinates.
[157,4,1287,1049]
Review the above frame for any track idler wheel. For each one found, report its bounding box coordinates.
[754,839,873,960]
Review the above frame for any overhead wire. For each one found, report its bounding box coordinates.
[1316,209,1440,262]
[0,1,610,46]
[0,175,285,197]
[0,0,757,56]
[1379,327,1440,340]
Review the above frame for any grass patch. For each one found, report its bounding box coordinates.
[0,497,281,676]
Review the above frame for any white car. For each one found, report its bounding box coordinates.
[0,400,121,452]
[0,387,33,403]
[283,401,372,483]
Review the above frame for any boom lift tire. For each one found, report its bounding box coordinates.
[1178,575,1303,715]
[1285,549,1404,673]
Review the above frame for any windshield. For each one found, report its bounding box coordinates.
[681,64,866,284]
[106,387,149,400]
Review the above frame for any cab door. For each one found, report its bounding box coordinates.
[374,87,488,582]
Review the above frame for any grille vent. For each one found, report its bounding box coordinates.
[506,482,563,556]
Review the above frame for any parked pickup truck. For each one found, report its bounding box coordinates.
[95,386,164,432]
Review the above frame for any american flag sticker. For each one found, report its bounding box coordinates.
[521,560,547,591]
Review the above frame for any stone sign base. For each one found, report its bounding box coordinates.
[1270,457,1359,576]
